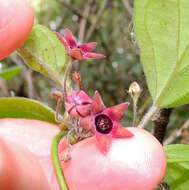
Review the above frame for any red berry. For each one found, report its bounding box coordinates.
[0,0,34,60]
[60,127,167,190]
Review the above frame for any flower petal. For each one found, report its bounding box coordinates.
[92,91,106,115]
[112,124,134,138]
[55,32,70,51]
[104,102,130,122]
[95,134,111,155]
[83,52,105,59]
[77,91,92,104]
[79,116,93,131]
[68,49,83,60]
[65,29,77,49]
[79,42,97,53]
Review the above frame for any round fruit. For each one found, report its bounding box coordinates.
[0,118,60,190]
[60,127,167,190]
[0,0,34,60]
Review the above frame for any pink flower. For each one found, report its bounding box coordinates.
[65,90,92,118]
[80,91,134,154]
[55,29,105,60]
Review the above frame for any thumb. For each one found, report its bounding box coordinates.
[0,118,61,190]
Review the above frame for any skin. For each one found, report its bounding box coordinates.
[0,119,60,190]
[0,0,34,60]
[0,119,166,190]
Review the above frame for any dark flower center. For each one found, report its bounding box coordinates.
[95,114,113,134]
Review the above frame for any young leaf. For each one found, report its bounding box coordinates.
[134,0,189,108]
[17,24,69,87]
[0,66,23,80]
[164,144,189,190]
[0,98,57,124]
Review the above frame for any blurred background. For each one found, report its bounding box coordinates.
[0,0,188,145]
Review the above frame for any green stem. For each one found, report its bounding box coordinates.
[51,130,69,190]
[137,104,159,129]
[63,58,73,98]
[133,98,137,127]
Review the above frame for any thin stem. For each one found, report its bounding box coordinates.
[85,0,110,42]
[122,0,133,17]
[78,0,93,43]
[164,118,189,145]
[78,80,82,90]
[137,104,159,129]
[51,130,69,190]
[63,58,73,98]
[55,98,63,123]
[133,99,137,127]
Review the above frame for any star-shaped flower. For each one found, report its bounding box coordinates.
[65,90,92,118]
[55,29,105,60]
[80,91,134,154]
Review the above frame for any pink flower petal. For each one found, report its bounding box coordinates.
[80,116,93,131]
[76,104,91,118]
[65,91,77,104]
[112,124,134,138]
[95,133,111,155]
[104,102,130,122]
[92,91,106,115]
[55,32,70,51]
[77,91,93,104]
[83,52,105,59]
[68,49,83,60]
[79,42,97,53]
[65,91,92,118]
[65,29,77,49]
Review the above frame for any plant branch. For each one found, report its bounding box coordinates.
[24,69,34,99]
[61,1,83,18]
[0,78,9,96]
[164,118,189,145]
[122,0,133,17]
[153,108,173,144]
[85,0,110,42]
[78,0,93,43]
[51,130,68,190]
[137,104,159,129]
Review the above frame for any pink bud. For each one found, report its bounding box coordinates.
[65,90,92,118]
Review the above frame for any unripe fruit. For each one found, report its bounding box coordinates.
[0,0,34,60]
[60,127,167,190]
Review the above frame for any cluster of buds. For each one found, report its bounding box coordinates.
[54,29,134,154]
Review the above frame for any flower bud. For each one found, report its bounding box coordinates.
[65,90,92,118]
[128,82,141,99]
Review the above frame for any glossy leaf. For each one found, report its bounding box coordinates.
[164,144,189,190]
[17,24,69,87]
[0,98,57,124]
[0,66,23,80]
[134,0,189,108]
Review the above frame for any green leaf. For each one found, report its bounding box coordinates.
[134,0,189,108]
[0,98,57,124]
[0,66,23,80]
[17,24,69,87]
[164,144,189,190]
